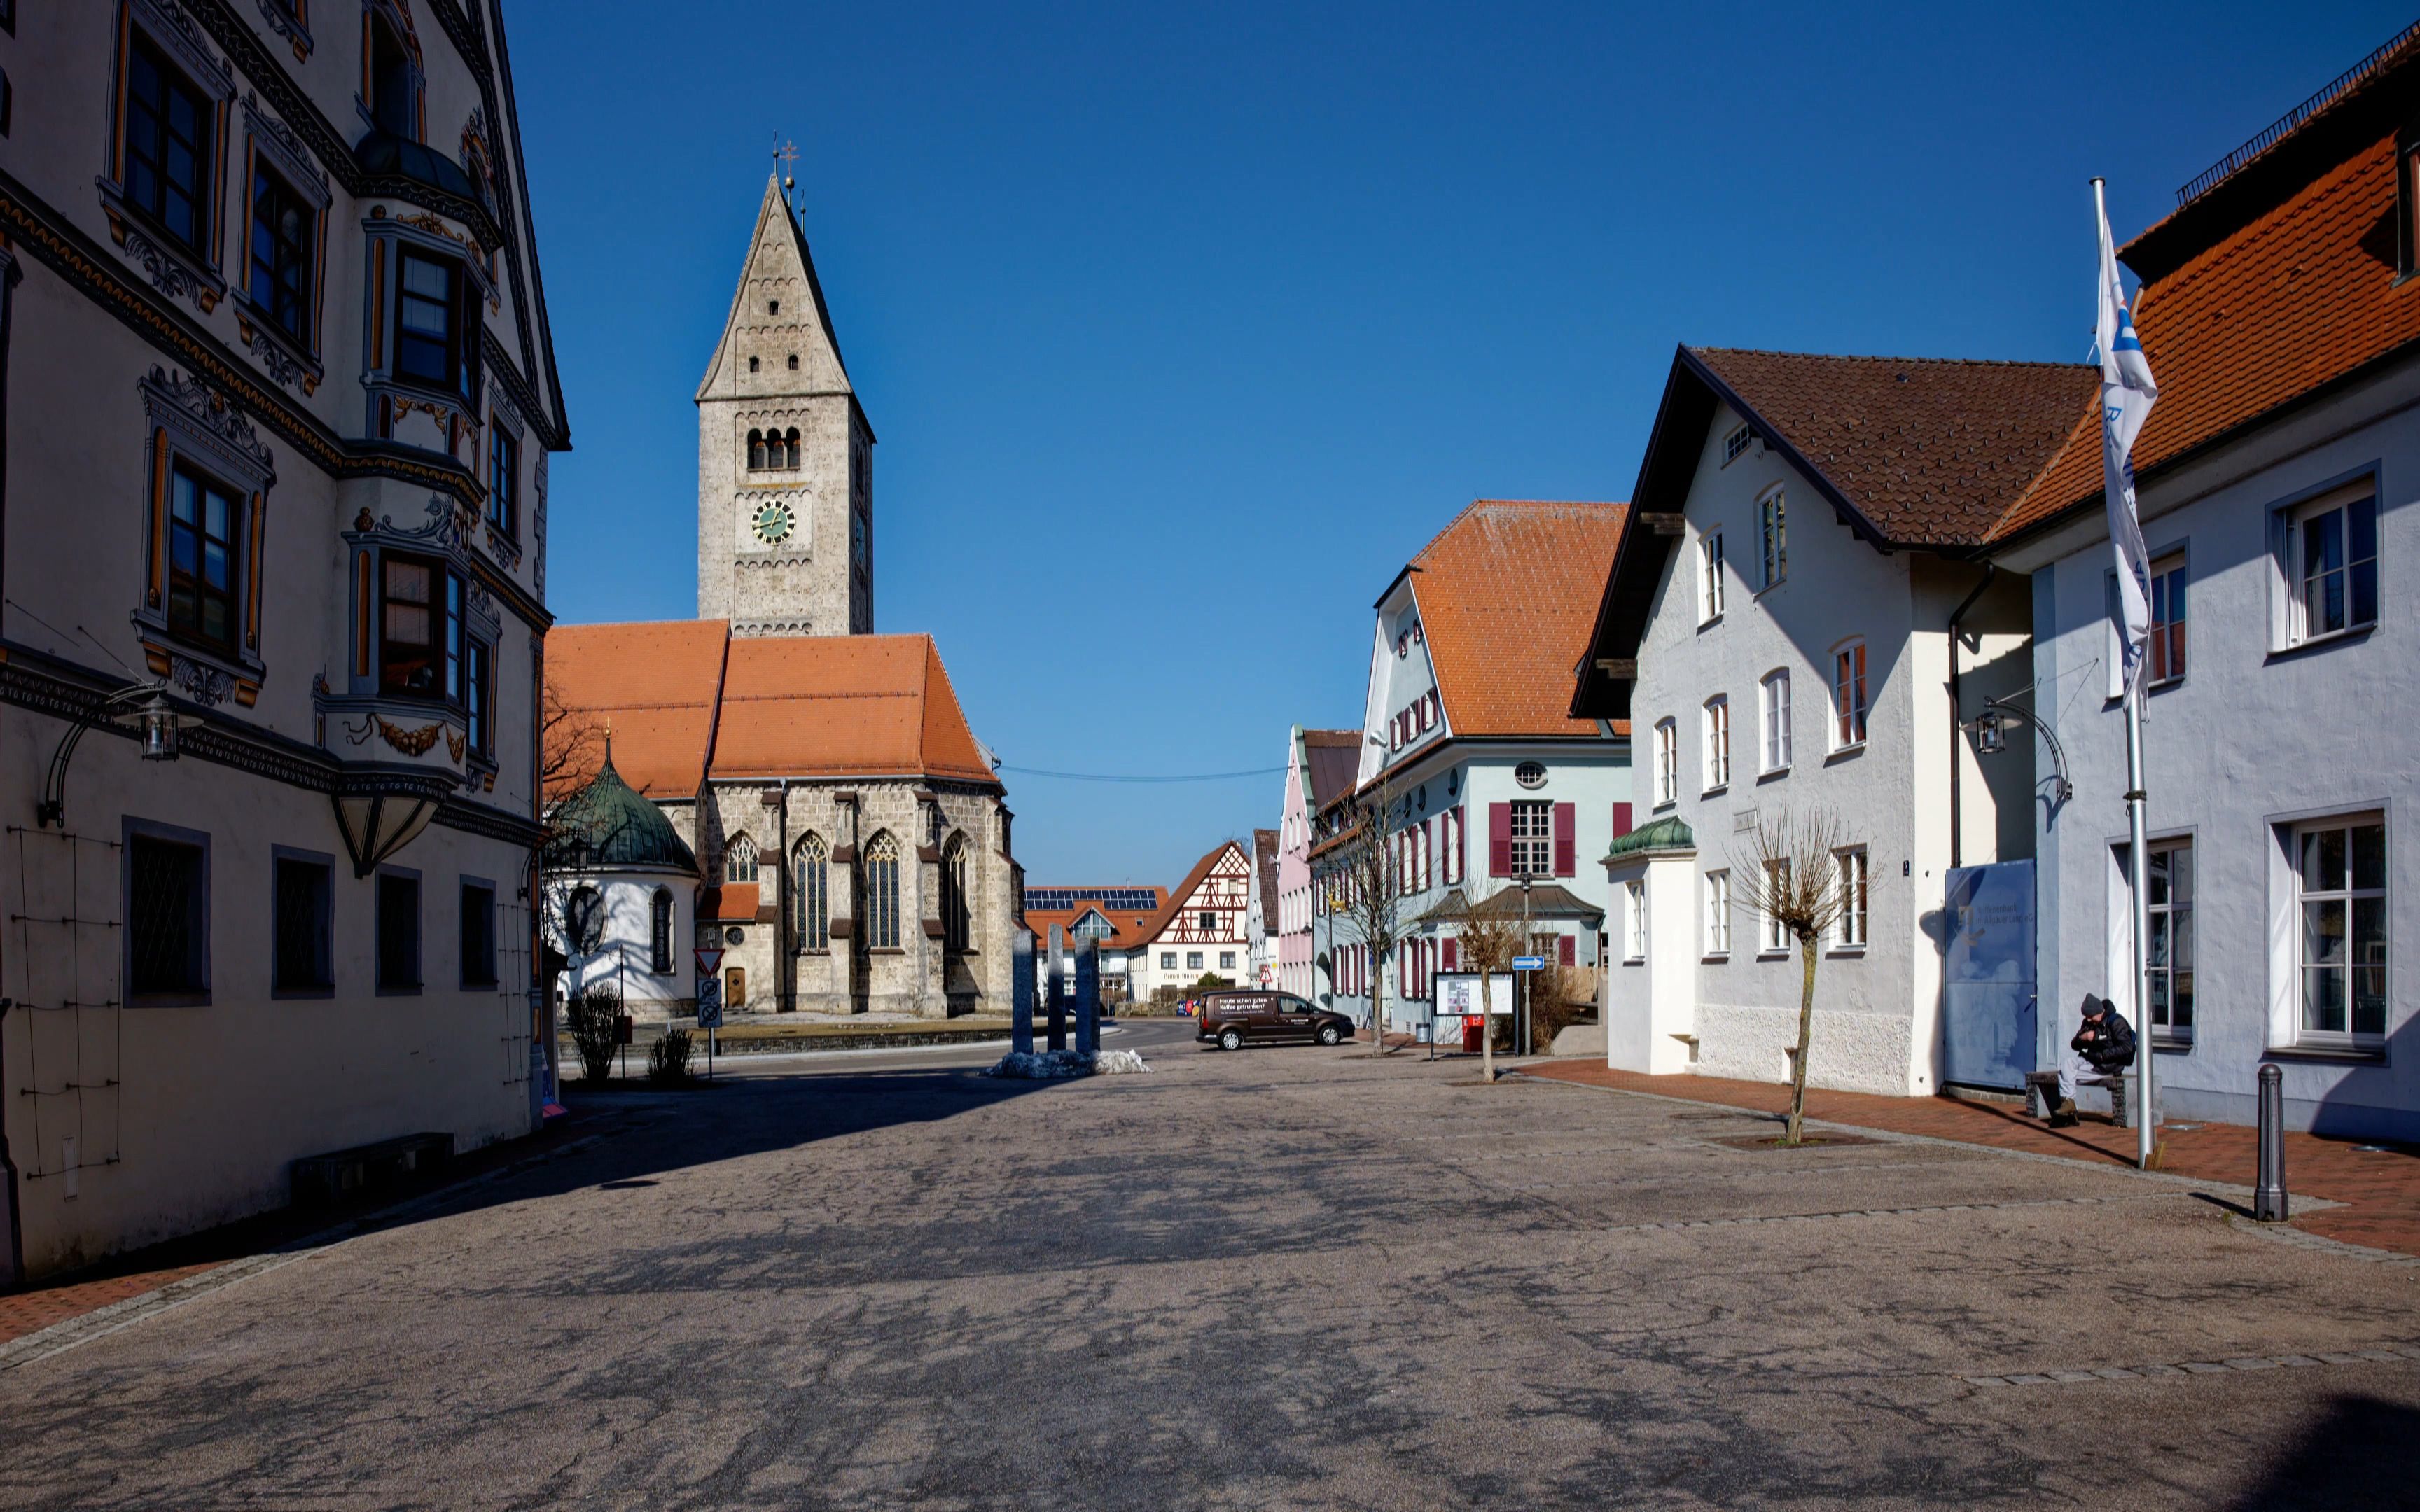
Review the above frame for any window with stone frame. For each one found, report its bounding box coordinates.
[723,832,759,884]
[377,869,421,991]
[272,853,333,994]
[129,828,208,999]
[166,462,242,656]
[863,832,901,949]
[247,162,314,344]
[941,836,972,953]
[794,834,830,951]
[123,35,215,256]
[378,553,464,704]
[461,880,498,986]
[488,424,517,537]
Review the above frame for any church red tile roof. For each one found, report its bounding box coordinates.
[544,619,730,799]
[1410,500,1629,739]
[547,624,1000,797]
[1991,30,2420,542]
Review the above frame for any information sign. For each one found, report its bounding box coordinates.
[1512,955,1547,972]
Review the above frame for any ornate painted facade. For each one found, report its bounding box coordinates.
[0,0,568,1281]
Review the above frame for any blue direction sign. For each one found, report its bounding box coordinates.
[1511,955,1547,972]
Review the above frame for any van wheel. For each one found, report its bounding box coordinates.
[1316,1023,1342,1046]
[1218,1028,1244,1052]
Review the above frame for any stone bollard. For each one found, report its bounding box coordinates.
[1047,925,1068,1052]
[1076,939,1099,1057]
[2253,1062,2289,1222]
[1010,927,1035,1056]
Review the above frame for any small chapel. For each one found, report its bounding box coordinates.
[548,176,1022,1019]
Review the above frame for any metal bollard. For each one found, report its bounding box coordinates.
[2253,1063,2288,1223]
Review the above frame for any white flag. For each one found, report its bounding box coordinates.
[2096,182,2159,701]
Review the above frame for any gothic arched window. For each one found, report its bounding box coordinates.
[566,885,602,955]
[784,428,801,468]
[940,834,971,953]
[794,833,829,951]
[864,832,900,950]
[747,429,767,470]
[724,832,758,883]
[649,888,674,973]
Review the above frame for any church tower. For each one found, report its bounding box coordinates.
[696,176,874,635]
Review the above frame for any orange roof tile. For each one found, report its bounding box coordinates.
[1410,500,1629,739]
[1993,38,2420,542]
[1022,899,1161,952]
[545,620,730,798]
[547,624,1000,795]
[711,634,996,785]
[701,883,760,922]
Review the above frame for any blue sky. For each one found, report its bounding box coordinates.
[515,1,2410,885]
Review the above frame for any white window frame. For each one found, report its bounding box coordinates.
[1508,800,1554,878]
[2146,836,2193,1042]
[1760,668,1792,774]
[2146,552,2187,689]
[1832,847,1868,952]
[1702,695,1730,792]
[1831,640,1868,751]
[1654,718,1678,806]
[2278,480,2380,649]
[2286,814,2387,1049]
[1757,486,1787,590]
[1721,423,1755,465]
[1699,530,1725,623]
[1760,859,1791,955]
[1625,879,1648,962]
[1704,869,1730,958]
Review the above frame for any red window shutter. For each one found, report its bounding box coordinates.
[1489,802,1511,876]
[1443,937,1459,971]
[1611,802,1632,838]
[1553,801,1576,876]
[1559,934,1576,966]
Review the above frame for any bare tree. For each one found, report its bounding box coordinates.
[1326,771,1407,1055]
[1730,806,1856,1144]
[1447,886,1524,1081]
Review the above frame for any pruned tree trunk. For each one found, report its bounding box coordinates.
[1371,968,1391,1055]
[1786,930,1816,1144]
[1479,967,1494,1082]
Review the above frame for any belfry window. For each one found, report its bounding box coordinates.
[783,428,800,468]
[747,429,767,470]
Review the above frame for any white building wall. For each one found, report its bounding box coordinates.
[1610,405,2027,1096]
[2015,355,2420,1138]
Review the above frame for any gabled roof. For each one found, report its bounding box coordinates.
[1022,889,1165,951]
[1253,828,1279,925]
[547,624,999,793]
[1569,346,2093,720]
[1405,500,1629,741]
[1991,29,2420,545]
[1130,840,1249,945]
[693,176,862,427]
[1300,729,1361,809]
[713,634,996,786]
[545,620,730,798]
[1690,349,2095,548]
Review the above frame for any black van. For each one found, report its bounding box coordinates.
[1195,990,1354,1051]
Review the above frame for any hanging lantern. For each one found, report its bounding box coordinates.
[332,784,445,877]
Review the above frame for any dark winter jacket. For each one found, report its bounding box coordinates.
[2072,1006,2137,1074]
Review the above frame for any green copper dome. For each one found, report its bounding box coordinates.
[547,752,698,874]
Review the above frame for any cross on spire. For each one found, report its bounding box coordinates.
[774,138,800,192]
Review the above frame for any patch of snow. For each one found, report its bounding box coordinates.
[982,1048,1153,1079]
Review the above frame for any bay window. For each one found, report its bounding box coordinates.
[395,251,475,400]
[379,554,461,701]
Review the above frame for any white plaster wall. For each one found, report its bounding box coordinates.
[1624,405,2010,1097]
[2020,356,2420,1138]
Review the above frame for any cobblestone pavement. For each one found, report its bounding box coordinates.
[1,1027,2417,1509]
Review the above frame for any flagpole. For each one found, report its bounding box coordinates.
[2096,176,2157,1170]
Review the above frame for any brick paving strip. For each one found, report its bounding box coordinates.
[1517,1060,2420,1257]
[0,1123,615,1367]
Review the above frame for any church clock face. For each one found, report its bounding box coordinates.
[750,499,795,547]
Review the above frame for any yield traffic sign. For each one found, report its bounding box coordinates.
[695,946,725,976]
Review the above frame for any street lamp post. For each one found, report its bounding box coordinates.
[1519,872,1534,1056]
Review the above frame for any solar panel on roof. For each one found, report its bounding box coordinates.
[1027,886,1160,913]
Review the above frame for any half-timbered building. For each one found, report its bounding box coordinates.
[1120,841,1255,1003]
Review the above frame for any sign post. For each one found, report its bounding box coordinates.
[695,947,725,1079]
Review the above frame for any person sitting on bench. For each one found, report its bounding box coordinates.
[2044,993,2136,1128]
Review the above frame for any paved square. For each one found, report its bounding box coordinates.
[3,1028,2417,1508]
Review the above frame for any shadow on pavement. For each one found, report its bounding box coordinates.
[2227,1396,2420,1510]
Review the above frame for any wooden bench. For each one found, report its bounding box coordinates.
[291,1131,454,1208]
